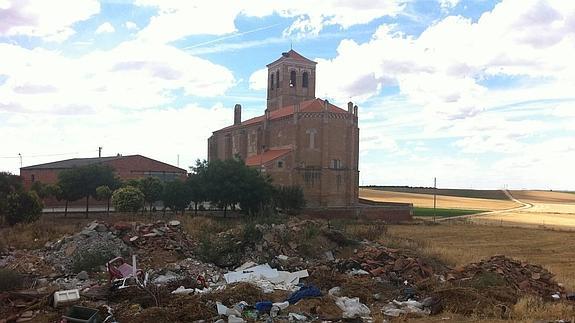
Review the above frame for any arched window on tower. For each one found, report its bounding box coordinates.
[290,70,296,87]
[270,73,274,89]
[302,72,309,88]
[276,71,279,88]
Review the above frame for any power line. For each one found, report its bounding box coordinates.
[0,150,97,159]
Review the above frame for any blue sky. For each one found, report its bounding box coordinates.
[1,0,574,189]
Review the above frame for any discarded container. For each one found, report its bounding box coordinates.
[53,289,80,307]
[61,305,100,323]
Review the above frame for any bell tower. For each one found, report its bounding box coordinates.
[266,49,317,111]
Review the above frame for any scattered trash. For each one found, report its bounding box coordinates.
[335,296,371,318]
[61,305,100,323]
[288,312,307,321]
[53,289,80,307]
[286,285,322,304]
[224,263,309,293]
[171,286,195,295]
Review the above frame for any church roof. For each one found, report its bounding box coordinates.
[245,148,293,166]
[267,49,317,67]
[215,98,348,132]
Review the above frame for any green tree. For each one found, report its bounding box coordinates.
[163,180,191,215]
[45,184,67,215]
[57,164,119,217]
[30,181,48,199]
[112,186,144,213]
[187,160,208,215]
[5,191,43,225]
[137,177,164,213]
[95,185,113,215]
[0,172,23,225]
[201,158,274,216]
[274,186,306,215]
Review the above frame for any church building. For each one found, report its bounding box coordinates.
[208,50,359,207]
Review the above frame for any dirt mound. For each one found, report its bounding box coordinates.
[336,244,445,285]
[447,255,564,300]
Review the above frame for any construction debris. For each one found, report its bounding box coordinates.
[2,218,574,322]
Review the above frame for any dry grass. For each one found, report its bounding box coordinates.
[360,188,518,210]
[0,217,86,250]
[388,222,575,289]
[512,296,575,321]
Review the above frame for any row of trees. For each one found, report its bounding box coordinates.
[24,158,305,218]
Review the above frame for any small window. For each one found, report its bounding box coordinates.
[302,72,309,88]
[276,71,279,88]
[270,73,274,89]
[277,160,284,168]
[31,174,35,182]
[331,159,342,169]
[290,70,296,87]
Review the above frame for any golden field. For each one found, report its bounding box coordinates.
[359,188,519,210]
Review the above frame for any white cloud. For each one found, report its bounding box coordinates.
[438,0,459,10]
[95,22,115,34]
[0,41,236,114]
[0,103,232,175]
[248,68,267,91]
[125,21,138,30]
[133,0,406,43]
[0,0,100,42]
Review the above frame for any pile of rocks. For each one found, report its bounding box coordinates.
[337,245,438,284]
[447,255,564,299]
[44,221,131,274]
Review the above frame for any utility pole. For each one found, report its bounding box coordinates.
[98,147,102,158]
[177,154,180,167]
[18,153,22,168]
[433,177,437,222]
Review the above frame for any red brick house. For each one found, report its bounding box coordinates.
[20,155,187,208]
[20,155,186,190]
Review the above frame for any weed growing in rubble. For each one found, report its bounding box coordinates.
[72,249,117,273]
[242,223,262,245]
[196,234,242,268]
[0,269,24,291]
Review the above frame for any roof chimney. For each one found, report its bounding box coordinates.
[347,101,353,113]
[353,105,358,116]
[234,104,241,125]
[324,99,329,111]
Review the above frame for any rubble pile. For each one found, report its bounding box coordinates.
[2,217,575,322]
[44,221,130,274]
[252,220,351,263]
[447,255,565,299]
[336,244,440,284]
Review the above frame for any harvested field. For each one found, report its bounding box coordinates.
[510,190,575,204]
[365,187,510,200]
[474,190,575,229]
[360,188,518,210]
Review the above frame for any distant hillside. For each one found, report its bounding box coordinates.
[362,186,510,201]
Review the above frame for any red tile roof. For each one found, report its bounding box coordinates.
[215,98,348,132]
[245,148,292,166]
[267,49,317,66]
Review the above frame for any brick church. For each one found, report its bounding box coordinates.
[208,50,359,207]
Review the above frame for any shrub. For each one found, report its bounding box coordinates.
[196,234,242,268]
[112,186,145,213]
[243,222,263,245]
[72,248,117,273]
[274,186,306,214]
[5,191,43,225]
